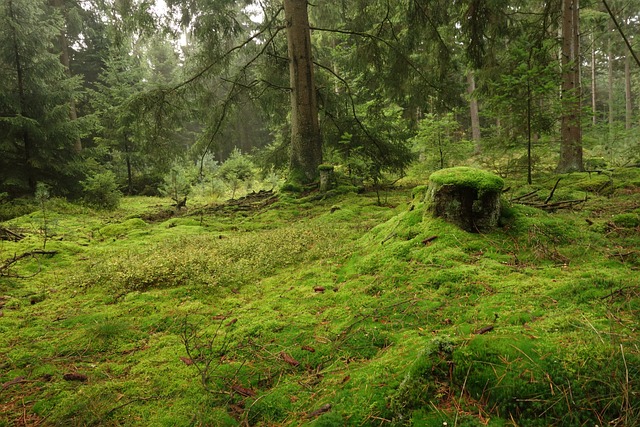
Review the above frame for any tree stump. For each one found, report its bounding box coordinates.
[424,167,504,232]
[318,164,335,193]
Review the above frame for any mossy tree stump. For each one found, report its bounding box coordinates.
[425,167,504,232]
[318,164,335,193]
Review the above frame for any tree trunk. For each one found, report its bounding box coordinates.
[625,53,632,130]
[557,0,583,173]
[591,34,597,126]
[284,0,322,184]
[608,22,615,136]
[467,70,481,154]
[124,137,133,195]
[9,0,35,191]
[51,0,82,152]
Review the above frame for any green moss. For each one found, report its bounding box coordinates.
[612,213,640,228]
[98,218,148,239]
[1,179,639,427]
[411,185,429,199]
[428,167,504,193]
[318,164,335,171]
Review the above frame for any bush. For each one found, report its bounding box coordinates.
[81,171,122,210]
[217,149,255,198]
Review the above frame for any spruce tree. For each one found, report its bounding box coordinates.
[0,0,83,195]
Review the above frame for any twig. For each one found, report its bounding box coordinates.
[544,178,561,204]
[0,250,57,277]
[511,190,538,202]
[455,363,473,427]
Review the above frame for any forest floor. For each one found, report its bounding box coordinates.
[1,168,639,426]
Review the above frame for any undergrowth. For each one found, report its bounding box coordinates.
[1,169,639,426]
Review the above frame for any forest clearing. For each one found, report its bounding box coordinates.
[2,0,640,425]
[1,167,640,426]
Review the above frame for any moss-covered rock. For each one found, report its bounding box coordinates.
[424,167,504,232]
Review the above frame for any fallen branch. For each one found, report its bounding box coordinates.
[524,198,587,211]
[0,250,57,277]
[0,226,24,242]
[511,190,539,202]
[546,199,586,209]
[544,178,562,204]
[306,404,332,419]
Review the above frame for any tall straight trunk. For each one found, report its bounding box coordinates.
[124,137,133,195]
[9,0,35,191]
[284,0,322,183]
[608,23,615,134]
[467,70,481,154]
[51,0,81,152]
[591,34,597,126]
[625,53,632,130]
[557,0,583,173]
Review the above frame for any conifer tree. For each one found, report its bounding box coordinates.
[0,0,83,195]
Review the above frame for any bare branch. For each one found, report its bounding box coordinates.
[602,0,640,69]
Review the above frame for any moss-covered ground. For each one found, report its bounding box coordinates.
[1,169,639,426]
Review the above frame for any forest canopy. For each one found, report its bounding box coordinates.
[0,0,638,199]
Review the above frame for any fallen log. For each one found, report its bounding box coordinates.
[0,226,24,242]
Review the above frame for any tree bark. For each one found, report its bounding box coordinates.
[591,34,597,126]
[284,0,322,184]
[467,70,481,154]
[608,22,615,136]
[625,53,632,130]
[557,0,583,173]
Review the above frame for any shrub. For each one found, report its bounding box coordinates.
[217,149,254,199]
[160,162,195,205]
[81,171,122,210]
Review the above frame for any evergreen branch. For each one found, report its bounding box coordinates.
[313,60,385,155]
[196,26,285,175]
[171,8,285,92]
[411,1,451,56]
[309,25,443,95]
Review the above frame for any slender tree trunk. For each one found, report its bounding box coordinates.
[625,53,632,130]
[608,23,615,136]
[557,0,583,173]
[51,0,82,152]
[527,77,533,185]
[124,137,133,195]
[9,0,35,191]
[284,0,322,183]
[467,70,481,154]
[591,34,597,126]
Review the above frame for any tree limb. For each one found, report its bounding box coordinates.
[602,0,640,68]
[171,8,285,92]
[310,25,444,95]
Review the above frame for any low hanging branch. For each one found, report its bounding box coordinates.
[602,0,640,68]
[310,26,446,96]
[170,7,285,93]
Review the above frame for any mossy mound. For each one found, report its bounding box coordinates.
[428,166,504,194]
